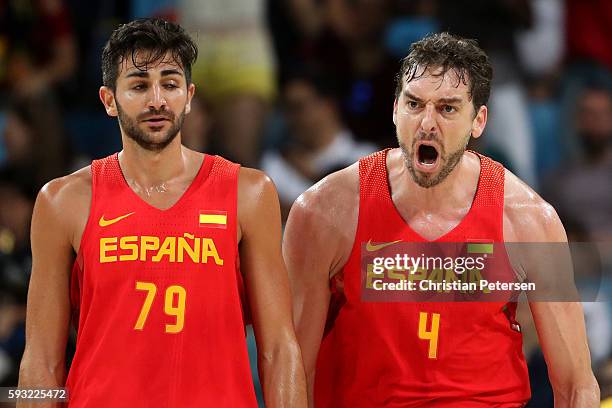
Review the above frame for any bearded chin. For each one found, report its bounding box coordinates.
[117,103,185,152]
[398,136,469,188]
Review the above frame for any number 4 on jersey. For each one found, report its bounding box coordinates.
[418,312,440,359]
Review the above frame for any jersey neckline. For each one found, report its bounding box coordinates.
[111,152,213,213]
[380,148,484,242]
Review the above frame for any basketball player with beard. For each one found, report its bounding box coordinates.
[18,19,306,407]
[284,33,599,407]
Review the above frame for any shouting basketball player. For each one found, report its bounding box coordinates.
[284,33,599,407]
[18,18,306,407]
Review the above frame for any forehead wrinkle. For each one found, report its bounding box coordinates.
[403,89,464,103]
[404,84,467,104]
[404,73,470,104]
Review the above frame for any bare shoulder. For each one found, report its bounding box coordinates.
[293,162,359,230]
[285,162,359,274]
[38,166,91,215]
[504,169,566,242]
[33,165,92,251]
[237,167,279,220]
[236,167,281,239]
[237,166,275,201]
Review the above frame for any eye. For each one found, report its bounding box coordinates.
[443,105,456,113]
[132,84,146,91]
[407,100,419,110]
[163,83,178,90]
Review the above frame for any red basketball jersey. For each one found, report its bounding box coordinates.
[314,150,531,407]
[66,153,257,407]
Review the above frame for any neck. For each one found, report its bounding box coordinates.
[393,150,479,212]
[118,133,186,187]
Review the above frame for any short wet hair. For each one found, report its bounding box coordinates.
[395,32,493,112]
[101,18,198,90]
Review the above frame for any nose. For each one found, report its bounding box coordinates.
[147,83,167,111]
[420,103,437,133]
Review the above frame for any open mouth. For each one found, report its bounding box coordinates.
[413,141,441,173]
[418,144,439,165]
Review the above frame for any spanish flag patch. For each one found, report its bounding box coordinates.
[199,211,227,229]
[466,239,494,255]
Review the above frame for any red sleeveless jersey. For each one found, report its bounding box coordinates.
[314,150,531,407]
[66,153,257,407]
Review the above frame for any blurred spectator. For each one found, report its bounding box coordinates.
[179,0,277,166]
[61,1,131,162]
[0,171,33,293]
[131,0,176,21]
[0,292,26,387]
[278,0,398,148]
[64,0,129,109]
[515,0,564,78]
[383,0,440,59]
[600,359,612,406]
[542,85,612,242]
[583,302,612,368]
[0,294,26,387]
[514,0,564,180]
[0,0,75,184]
[1,107,33,170]
[526,77,563,181]
[0,0,76,100]
[262,68,375,218]
[0,101,59,190]
[438,0,538,187]
[0,3,608,404]
[559,0,612,162]
[180,96,211,154]
[0,173,32,387]
[565,0,612,71]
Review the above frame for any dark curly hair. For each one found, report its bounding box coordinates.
[395,32,493,113]
[101,18,198,90]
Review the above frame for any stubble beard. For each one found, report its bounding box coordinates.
[116,101,185,152]
[398,132,469,188]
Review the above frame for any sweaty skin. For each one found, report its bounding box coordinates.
[18,54,307,408]
[284,68,599,407]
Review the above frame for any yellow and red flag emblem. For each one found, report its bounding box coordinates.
[199,210,227,229]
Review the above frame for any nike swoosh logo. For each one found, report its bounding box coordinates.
[99,212,135,227]
[365,239,402,252]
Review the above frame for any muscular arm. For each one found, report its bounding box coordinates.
[237,168,307,408]
[283,166,358,405]
[505,172,600,407]
[17,180,76,407]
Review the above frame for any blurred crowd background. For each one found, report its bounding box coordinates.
[0,0,610,406]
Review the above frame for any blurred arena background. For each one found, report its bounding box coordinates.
[0,0,610,406]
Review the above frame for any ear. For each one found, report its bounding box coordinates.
[184,83,196,115]
[393,98,398,126]
[99,86,118,117]
[470,105,487,139]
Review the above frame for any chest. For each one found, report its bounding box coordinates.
[395,207,472,242]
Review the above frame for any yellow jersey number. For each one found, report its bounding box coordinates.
[134,281,186,333]
[418,312,440,359]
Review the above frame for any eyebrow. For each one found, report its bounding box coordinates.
[125,69,184,79]
[161,69,183,77]
[403,90,463,105]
